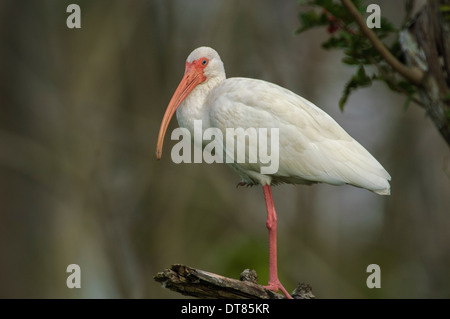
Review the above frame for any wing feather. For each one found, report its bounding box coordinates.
[205,77,391,194]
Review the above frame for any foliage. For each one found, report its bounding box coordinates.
[297,0,420,111]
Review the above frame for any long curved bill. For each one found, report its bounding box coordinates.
[156,62,205,159]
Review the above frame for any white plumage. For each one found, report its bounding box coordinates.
[173,47,391,195]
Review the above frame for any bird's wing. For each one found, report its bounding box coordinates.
[205,77,391,194]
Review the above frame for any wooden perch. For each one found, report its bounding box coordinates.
[154,264,315,299]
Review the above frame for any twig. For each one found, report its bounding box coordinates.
[154,264,315,299]
[341,0,424,85]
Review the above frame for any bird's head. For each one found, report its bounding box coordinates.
[156,47,225,159]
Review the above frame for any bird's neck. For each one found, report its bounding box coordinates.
[176,76,224,135]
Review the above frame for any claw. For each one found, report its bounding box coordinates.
[236,181,247,188]
[236,181,253,188]
[264,280,293,299]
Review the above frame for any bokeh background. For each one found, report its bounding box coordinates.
[0,0,449,298]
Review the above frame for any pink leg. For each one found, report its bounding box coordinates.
[262,185,293,299]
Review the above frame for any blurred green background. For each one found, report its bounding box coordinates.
[0,0,449,298]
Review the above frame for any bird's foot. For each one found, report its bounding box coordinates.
[264,280,293,299]
[236,181,253,188]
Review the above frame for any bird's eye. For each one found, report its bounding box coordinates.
[201,59,208,66]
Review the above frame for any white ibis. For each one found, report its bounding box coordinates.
[156,47,391,299]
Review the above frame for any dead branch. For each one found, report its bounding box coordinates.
[153,264,315,299]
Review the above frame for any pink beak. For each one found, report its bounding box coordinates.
[156,62,206,159]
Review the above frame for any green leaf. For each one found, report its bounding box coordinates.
[342,56,360,65]
[403,94,414,110]
[296,10,328,34]
[339,65,372,111]
[373,17,397,39]
[322,32,352,50]
[356,65,372,85]
[397,80,417,96]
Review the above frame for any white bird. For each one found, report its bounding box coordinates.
[156,46,391,299]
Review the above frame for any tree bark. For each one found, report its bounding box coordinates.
[154,264,315,299]
[400,0,450,146]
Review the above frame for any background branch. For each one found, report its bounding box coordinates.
[400,0,450,145]
[341,0,424,85]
